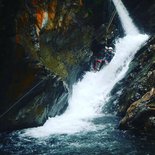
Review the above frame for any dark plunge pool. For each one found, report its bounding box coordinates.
[0,115,155,155]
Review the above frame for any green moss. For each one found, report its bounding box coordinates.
[40,45,68,79]
[59,51,77,65]
[39,35,90,79]
[39,19,92,80]
[45,54,68,79]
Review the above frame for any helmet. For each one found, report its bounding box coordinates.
[108,47,113,52]
[108,47,113,50]
[105,46,108,50]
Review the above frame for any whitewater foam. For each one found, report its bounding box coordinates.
[112,0,139,35]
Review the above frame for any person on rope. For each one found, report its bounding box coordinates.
[92,45,115,71]
[91,41,105,71]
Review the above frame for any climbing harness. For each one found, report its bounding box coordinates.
[106,9,117,34]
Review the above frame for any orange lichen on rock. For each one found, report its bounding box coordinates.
[46,0,57,30]
[36,9,45,29]
[48,0,57,20]
[35,8,48,35]
[80,0,84,6]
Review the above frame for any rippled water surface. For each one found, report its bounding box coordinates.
[1,115,155,155]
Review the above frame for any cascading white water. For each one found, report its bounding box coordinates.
[112,0,139,35]
[24,0,148,137]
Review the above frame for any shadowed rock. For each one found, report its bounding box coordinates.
[119,88,155,130]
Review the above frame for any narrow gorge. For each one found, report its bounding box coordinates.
[0,0,155,154]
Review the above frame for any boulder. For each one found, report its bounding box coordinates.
[119,88,155,131]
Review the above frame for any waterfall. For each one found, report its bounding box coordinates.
[24,0,148,137]
[112,0,139,35]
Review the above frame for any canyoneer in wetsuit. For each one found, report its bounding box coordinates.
[93,46,115,71]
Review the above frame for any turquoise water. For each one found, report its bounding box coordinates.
[1,115,155,155]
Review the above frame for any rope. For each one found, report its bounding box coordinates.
[79,15,117,53]
[75,31,106,62]
[106,9,117,34]
[0,75,50,119]
[105,0,122,43]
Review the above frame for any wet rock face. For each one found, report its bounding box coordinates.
[119,88,155,131]
[123,0,155,33]
[0,74,68,132]
[16,0,94,85]
[0,0,112,132]
[117,37,155,115]
[0,0,93,132]
[40,26,93,87]
[114,37,155,131]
